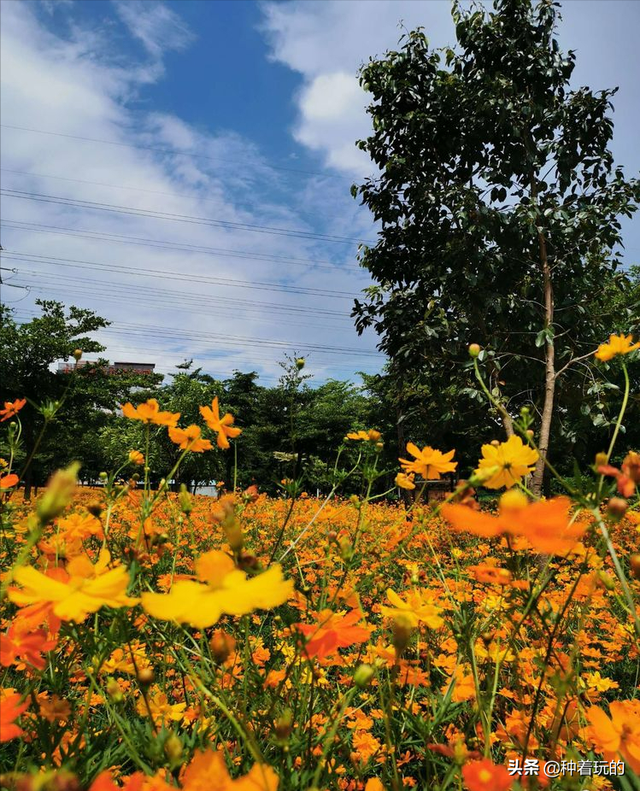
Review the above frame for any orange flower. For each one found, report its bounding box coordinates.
[0,473,19,490]
[0,398,26,422]
[595,333,640,361]
[199,397,242,450]
[346,429,382,442]
[121,399,180,427]
[168,425,212,453]
[395,472,416,490]
[442,495,585,555]
[586,700,640,773]
[399,443,457,479]
[295,609,372,660]
[0,689,29,742]
[0,626,56,670]
[128,450,145,465]
[462,759,513,791]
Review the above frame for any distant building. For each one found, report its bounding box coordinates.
[58,360,156,375]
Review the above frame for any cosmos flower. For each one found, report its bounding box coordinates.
[141,550,293,629]
[168,424,212,453]
[121,398,180,428]
[199,397,242,450]
[399,443,457,479]
[595,333,640,362]
[474,436,538,489]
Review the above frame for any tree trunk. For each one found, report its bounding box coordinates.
[23,467,33,501]
[501,410,515,439]
[531,228,556,498]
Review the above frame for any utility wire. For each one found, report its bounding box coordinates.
[0,251,357,299]
[0,123,359,182]
[1,188,371,245]
[4,268,351,320]
[0,220,363,271]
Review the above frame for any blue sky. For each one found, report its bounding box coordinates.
[1,0,638,386]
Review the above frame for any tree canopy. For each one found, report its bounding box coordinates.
[352,0,640,493]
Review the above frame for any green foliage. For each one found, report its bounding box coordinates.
[352,0,640,481]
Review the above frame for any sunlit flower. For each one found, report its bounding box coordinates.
[0,398,26,422]
[295,609,372,660]
[121,398,180,427]
[462,759,513,791]
[395,472,416,490]
[136,688,186,726]
[346,429,382,442]
[442,495,585,555]
[199,397,242,449]
[474,436,539,489]
[586,700,640,773]
[8,549,139,622]
[399,443,457,479]
[128,450,144,465]
[381,589,444,629]
[0,689,29,742]
[141,550,293,629]
[0,625,56,670]
[595,333,640,362]
[0,473,19,490]
[168,424,212,453]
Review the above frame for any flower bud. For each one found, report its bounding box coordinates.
[274,708,293,741]
[136,667,155,686]
[596,571,616,591]
[595,452,609,469]
[73,349,83,361]
[339,537,353,561]
[607,497,628,520]
[295,357,306,370]
[87,501,103,518]
[468,343,481,358]
[499,489,528,513]
[392,614,414,655]
[630,554,640,580]
[353,663,375,689]
[99,472,108,481]
[178,483,193,515]
[209,629,236,663]
[37,462,80,524]
[622,451,640,483]
[128,450,144,466]
[164,732,183,763]
[106,677,124,703]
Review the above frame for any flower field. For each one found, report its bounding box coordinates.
[1,346,639,791]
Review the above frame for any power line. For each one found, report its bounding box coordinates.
[1,188,371,245]
[0,123,356,182]
[0,220,363,271]
[9,276,354,332]
[10,309,382,363]
[2,266,352,319]
[0,251,357,299]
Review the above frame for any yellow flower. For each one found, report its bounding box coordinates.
[121,398,180,427]
[141,550,293,629]
[168,424,212,453]
[399,443,457,479]
[346,429,382,442]
[136,687,187,726]
[380,589,444,629]
[128,450,144,465]
[595,333,640,362]
[8,550,139,622]
[395,472,416,490]
[199,397,242,450]
[474,435,539,489]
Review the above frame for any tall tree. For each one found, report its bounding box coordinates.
[352,0,640,494]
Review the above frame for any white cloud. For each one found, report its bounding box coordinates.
[261,0,453,177]
[1,1,381,386]
[113,0,194,59]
